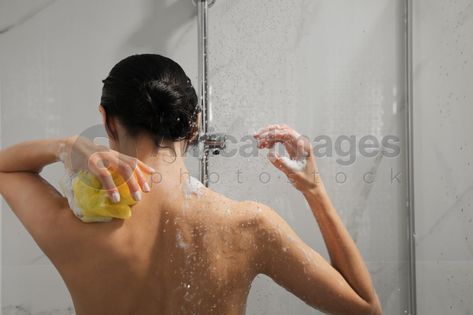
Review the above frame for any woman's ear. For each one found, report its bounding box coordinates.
[99,105,118,142]
[99,105,108,130]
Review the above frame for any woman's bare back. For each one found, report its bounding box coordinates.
[0,125,381,315]
[50,180,261,315]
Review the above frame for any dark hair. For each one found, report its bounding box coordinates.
[100,54,200,150]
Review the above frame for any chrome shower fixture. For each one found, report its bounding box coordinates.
[192,0,216,8]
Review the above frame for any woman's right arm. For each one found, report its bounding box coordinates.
[252,125,381,315]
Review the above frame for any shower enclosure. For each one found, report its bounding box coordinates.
[197,0,412,314]
[1,0,472,314]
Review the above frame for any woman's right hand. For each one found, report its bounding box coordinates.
[60,136,155,203]
[253,124,323,195]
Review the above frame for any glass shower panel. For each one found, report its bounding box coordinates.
[207,1,409,314]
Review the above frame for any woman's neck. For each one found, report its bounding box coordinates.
[113,135,190,186]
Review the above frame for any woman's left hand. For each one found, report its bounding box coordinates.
[253,124,322,195]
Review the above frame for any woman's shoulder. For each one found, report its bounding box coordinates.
[202,191,274,229]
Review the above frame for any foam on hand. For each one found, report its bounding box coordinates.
[59,170,137,223]
[280,156,307,172]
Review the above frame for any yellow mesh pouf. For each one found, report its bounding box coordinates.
[61,170,137,223]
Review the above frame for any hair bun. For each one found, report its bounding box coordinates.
[141,80,192,139]
[100,54,200,148]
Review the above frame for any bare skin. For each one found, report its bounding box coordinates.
[0,116,382,315]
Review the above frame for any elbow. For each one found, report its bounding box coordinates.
[346,302,382,315]
[367,297,382,315]
[356,295,382,315]
[355,303,382,315]
[372,305,382,315]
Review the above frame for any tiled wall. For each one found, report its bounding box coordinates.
[413,1,473,314]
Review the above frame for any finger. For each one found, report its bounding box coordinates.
[294,135,312,159]
[133,165,151,192]
[139,161,156,174]
[118,161,142,201]
[255,125,307,160]
[259,130,298,157]
[90,167,120,203]
[257,138,280,151]
[254,124,298,138]
[253,124,283,138]
[88,153,121,202]
[260,128,298,142]
[256,138,273,149]
[120,155,156,174]
[257,129,292,144]
[119,156,152,193]
[257,136,295,159]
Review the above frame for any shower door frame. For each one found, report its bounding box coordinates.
[405,0,417,314]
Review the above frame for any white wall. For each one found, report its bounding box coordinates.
[413,1,473,314]
[0,0,199,313]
